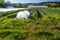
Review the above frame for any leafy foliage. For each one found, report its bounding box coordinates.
[0,8,60,40]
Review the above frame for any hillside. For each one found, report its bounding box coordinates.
[22,2,60,8]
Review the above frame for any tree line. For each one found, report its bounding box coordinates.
[0,0,22,8]
[0,0,60,8]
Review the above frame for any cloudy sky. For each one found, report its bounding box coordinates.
[5,0,60,3]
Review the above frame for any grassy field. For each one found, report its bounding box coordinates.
[0,8,60,40]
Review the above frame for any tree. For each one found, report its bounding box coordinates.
[19,3,22,8]
[0,0,5,4]
[0,0,5,7]
[13,3,22,8]
[6,1,12,6]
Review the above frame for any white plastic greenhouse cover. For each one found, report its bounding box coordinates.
[16,10,30,19]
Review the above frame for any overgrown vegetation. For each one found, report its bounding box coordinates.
[0,8,60,40]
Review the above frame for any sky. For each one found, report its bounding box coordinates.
[4,0,60,3]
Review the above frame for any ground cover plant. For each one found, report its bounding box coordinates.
[0,8,60,40]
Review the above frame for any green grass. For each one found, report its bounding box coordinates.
[0,8,60,40]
